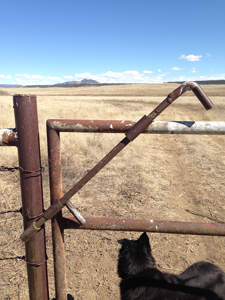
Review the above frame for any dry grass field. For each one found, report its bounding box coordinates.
[0,83,225,299]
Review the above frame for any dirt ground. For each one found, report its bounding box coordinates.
[0,83,225,299]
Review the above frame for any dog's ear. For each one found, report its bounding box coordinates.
[137,232,151,251]
[138,232,149,244]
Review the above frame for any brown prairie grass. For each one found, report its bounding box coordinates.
[0,83,225,299]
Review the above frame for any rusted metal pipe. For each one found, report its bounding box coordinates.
[0,128,18,146]
[62,217,225,236]
[47,120,225,135]
[188,81,214,110]
[13,95,49,300]
[66,201,86,224]
[20,82,214,242]
[47,124,67,300]
[1,120,223,148]
[124,81,213,141]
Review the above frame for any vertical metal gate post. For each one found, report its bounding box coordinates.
[47,124,67,300]
[13,95,49,300]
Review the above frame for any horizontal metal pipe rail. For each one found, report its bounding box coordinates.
[1,121,225,148]
[47,120,225,135]
[63,217,225,236]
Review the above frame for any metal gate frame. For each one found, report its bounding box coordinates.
[1,82,225,299]
[46,118,225,299]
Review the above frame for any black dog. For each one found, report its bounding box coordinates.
[118,232,225,300]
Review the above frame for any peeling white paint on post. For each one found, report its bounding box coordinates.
[50,120,225,135]
[146,121,225,135]
[0,128,18,146]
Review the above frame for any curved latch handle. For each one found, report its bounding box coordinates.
[189,82,214,110]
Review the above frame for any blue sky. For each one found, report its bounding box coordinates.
[0,0,224,85]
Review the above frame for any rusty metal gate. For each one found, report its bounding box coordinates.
[1,82,225,299]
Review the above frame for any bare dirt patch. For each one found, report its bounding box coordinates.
[0,84,225,299]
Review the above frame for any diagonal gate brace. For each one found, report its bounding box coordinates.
[20,81,214,242]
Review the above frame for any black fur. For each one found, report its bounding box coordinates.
[117,232,225,300]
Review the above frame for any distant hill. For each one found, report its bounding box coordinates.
[54,80,80,86]
[1,79,224,89]
[169,80,225,85]
[37,79,225,88]
[25,79,126,88]
[54,79,99,87]
[81,79,99,84]
[0,84,22,88]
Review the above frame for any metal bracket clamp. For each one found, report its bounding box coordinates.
[125,115,152,141]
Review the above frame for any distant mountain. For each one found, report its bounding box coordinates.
[54,79,99,87]
[3,79,224,89]
[169,80,225,85]
[54,80,79,86]
[0,84,22,88]
[80,79,99,84]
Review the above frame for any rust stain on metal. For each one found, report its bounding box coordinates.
[47,122,67,299]
[62,217,225,236]
[13,95,49,300]
[46,120,225,135]
[47,119,137,133]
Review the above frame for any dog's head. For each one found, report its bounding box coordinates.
[117,232,155,279]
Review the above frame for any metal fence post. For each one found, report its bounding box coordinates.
[47,123,67,300]
[13,95,49,300]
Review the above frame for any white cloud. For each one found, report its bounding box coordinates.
[8,69,225,86]
[143,70,153,74]
[189,68,196,74]
[0,74,12,80]
[178,76,187,81]
[15,74,45,80]
[74,72,93,80]
[159,72,169,77]
[73,71,139,83]
[63,75,74,79]
[170,74,225,83]
[71,70,169,84]
[207,53,212,57]
[103,71,124,78]
[172,67,181,71]
[13,73,62,85]
[179,54,202,61]
[124,70,139,75]
[33,75,46,80]
[47,76,61,80]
